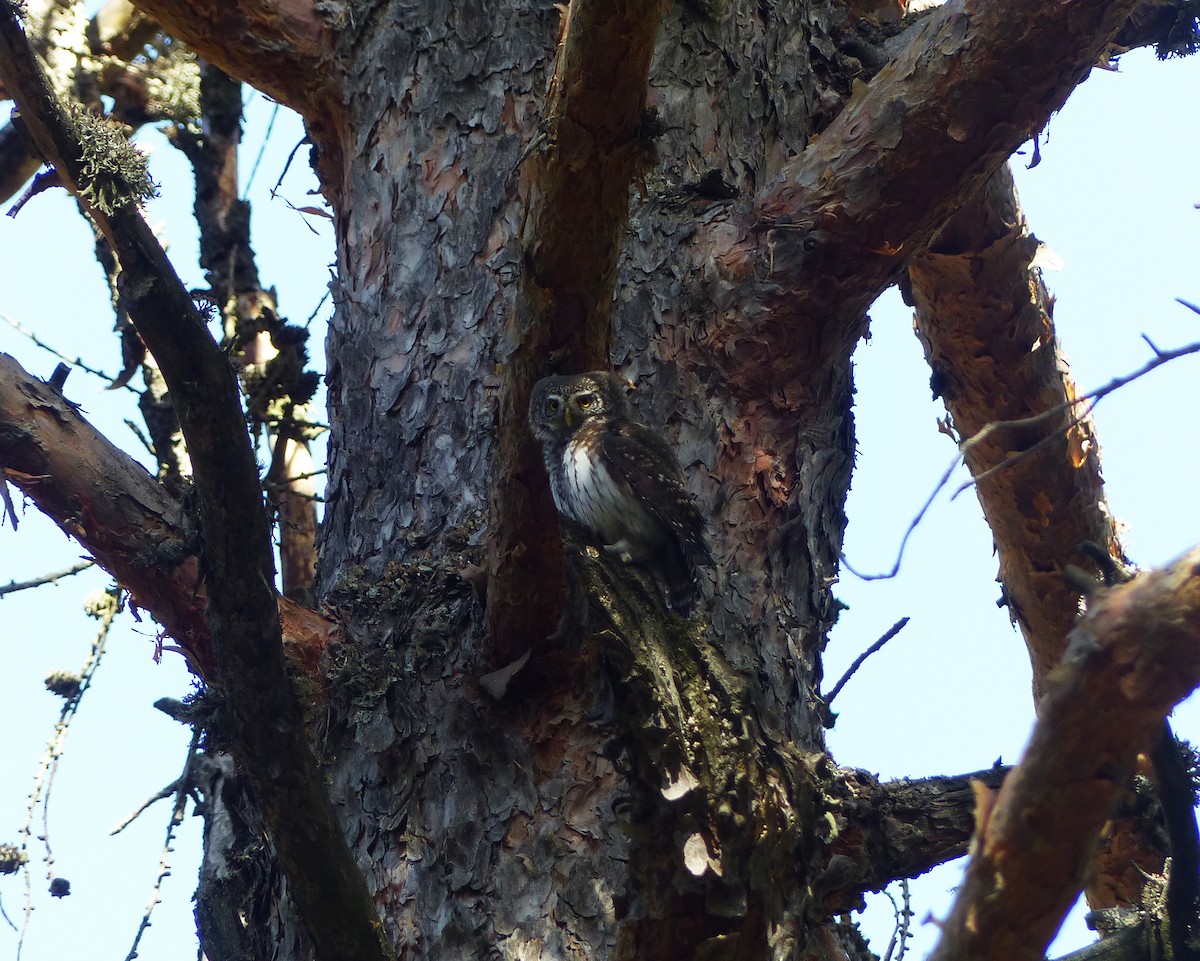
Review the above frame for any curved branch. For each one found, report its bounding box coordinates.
[127,0,334,120]
[930,548,1200,961]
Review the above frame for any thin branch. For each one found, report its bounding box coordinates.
[123,725,202,961]
[881,879,912,961]
[821,617,910,721]
[241,98,279,200]
[0,308,136,391]
[950,337,1200,498]
[844,335,1200,581]
[17,589,117,960]
[0,561,95,598]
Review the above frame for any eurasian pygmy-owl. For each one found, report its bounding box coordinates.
[528,371,713,615]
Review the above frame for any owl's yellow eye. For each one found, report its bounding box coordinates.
[576,393,596,410]
[545,397,561,414]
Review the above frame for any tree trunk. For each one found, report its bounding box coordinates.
[309,3,848,957]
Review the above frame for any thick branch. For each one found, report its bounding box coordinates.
[910,165,1116,695]
[488,0,669,660]
[0,11,388,961]
[930,548,1200,961]
[814,765,1010,914]
[707,0,1141,392]
[906,166,1169,910]
[126,0,333,120]
[0,352,333,678]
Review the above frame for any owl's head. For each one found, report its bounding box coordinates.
[529,371,631,442]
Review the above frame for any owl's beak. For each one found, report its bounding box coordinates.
[563,407,573,428]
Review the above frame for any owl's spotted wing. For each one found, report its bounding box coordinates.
[600,419,714,611]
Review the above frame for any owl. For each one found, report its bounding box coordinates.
[528,371,713,615]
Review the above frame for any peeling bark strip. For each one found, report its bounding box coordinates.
[930,549,1200,961]
[0,11,389,961]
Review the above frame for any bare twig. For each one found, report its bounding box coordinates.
[241,98,280,199]
[844,334,1200,581]
[821,617,910,723]
[882,878,912,961]
[123,725,202,961]
[0,561,95,598]
[0,309,137,392]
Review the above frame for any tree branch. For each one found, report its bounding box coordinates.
[814,764,1010,914]
[706,0,1141,394]
[0,11,388,961]
[126,0,334,121]
[909,164,1119,696]
[929,548,1200,961]
[906,165,1171,910]
[0,353,333,675]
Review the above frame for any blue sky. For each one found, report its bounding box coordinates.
[0,40,1197,961]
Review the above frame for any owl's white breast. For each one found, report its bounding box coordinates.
[555,437,628,544]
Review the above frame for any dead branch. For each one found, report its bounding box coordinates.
[929,547,1200,961]
[814,764,1010,914]
[0,560,95,598]
[0,12,386,959]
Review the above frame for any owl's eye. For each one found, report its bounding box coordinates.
[545,397,561,415]
[576,392,597,410]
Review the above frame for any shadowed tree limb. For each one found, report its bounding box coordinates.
[0,10,389,961]
[814,764,1011,914]
[929,547,1200,961]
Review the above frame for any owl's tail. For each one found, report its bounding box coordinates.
[662,538,714,617]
